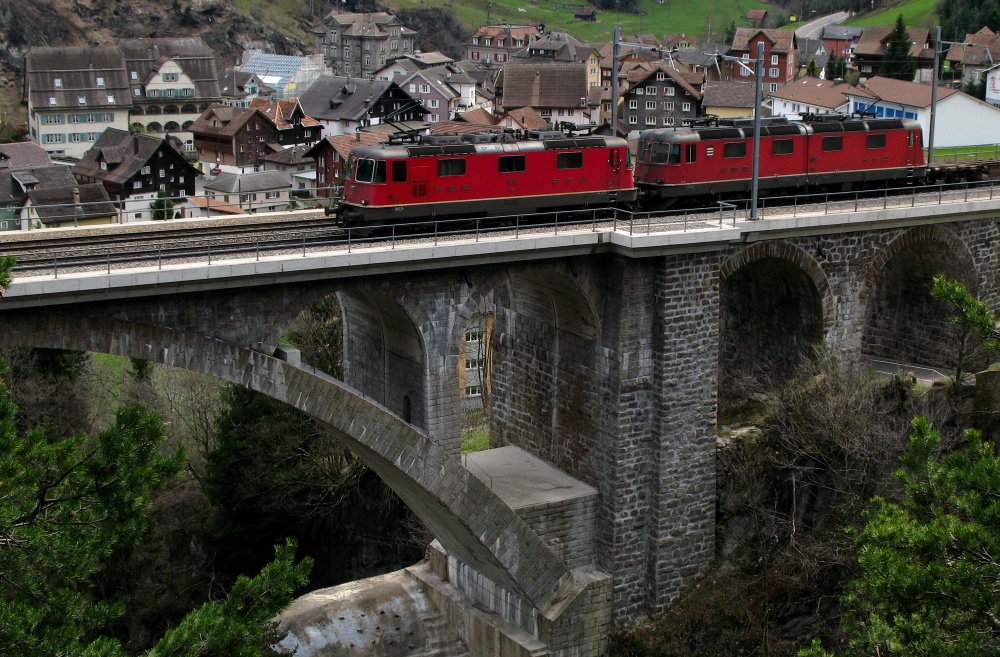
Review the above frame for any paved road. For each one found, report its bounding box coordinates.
[794,11,850,41]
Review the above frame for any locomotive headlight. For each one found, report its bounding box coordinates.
[361,200,367,205]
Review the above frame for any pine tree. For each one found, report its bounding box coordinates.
[881,15,918,81]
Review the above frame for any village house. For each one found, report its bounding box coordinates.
[315,12,417,77]
[494,106,549,131]
[248,98,323,147]
[398,64,484,123]
[24,46,133,160]
[677,44,734,82]
[466,25,541,66]
[188,104,278,174]
[0,142,53,171]
[730,28,797,92]
[768,77,850,120]
[238,53,330,100]
[118,38,222,153]
[373,52,454,80]
[853,26,935,82]
[203,170,292,213]
[219,69,274,107]
[501,63,592,127]
[822,25,864,63]
[512,31,602,88]
[22,183,116,229]
[72,128,199,222]
[945,27,1000,86]
[621,61,702,133]
[299,76,427,138]
[845,75,1000,148]
[0,165,78,230]
[260,144,317,196]
[702,82,758,118]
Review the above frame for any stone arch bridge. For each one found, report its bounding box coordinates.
[2,201,998,656]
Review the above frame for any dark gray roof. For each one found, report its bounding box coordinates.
[299,75,394,121]
[676,44,731,69]
[260,144,314,166]
[27,183,116,225]
[702,81,757,108]
[220,69,275,97]
[204,171,291,193]
[25,46,132,112]
[72,128,198,185]
[0,165,77,205]
[823,25,864,41]
[0,143,53,170]
[512,31,595,62]
[502,63,588,109]
[117,38,221,102]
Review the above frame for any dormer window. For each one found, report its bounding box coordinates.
[96,77,104,86]
[48,97,56,105]
[212,120,219,127]
[54,78,62,87]
[78,97,86,104]
[134,89,141,96]
[131,71,138,80]
[107,95,115,103]
[100,161,107,170]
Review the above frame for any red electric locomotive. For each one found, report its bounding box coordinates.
[634,117,926,208]
[335,130,636,226]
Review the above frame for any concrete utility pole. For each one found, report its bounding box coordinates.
[611,26,620,134]
[930,25,940,165]
[713,43,765,220]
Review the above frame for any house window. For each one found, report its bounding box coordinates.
[656,72,665,81]
[646,100,656,109]
[861,65,872,73]
[420,84,430,93]
[769,83,778,92]
[665,116,674,125]
[771,55,778,65]
[107,95,115,103]
[134,89,141,96]
[391,41,398,50]
[131,71,137,80]
[741,67,750,77]
[54,78,62,87]
[429,114,439,122]
[159,169,165,177]
[769,67,779,78]
[70,115,80,123]
[540,109,552,117]
[78,97,86,104]
[96,77,104,86]
[163,72,179,82]
[665,101,674,110]
[666,87,675,96]
[628,115,637,124]
[266,191,279,199]
[646,86,656,94]
[409,83,416,92]
[645,116,656,125]
[428,99,439,108]
[682,102,691,112]
[49,97,56,105]
[141,165,150,174]
[472,37,479,45]
[133,180,142,189]
[99,159,106,168]
[628,99,637,109]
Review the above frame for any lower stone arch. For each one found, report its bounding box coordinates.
[861,225,979,370]
[0,310,575,616]
[719,242,830,410]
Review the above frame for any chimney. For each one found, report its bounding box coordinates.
[133,133,140,154]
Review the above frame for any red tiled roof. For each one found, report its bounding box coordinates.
[732,28,795,54]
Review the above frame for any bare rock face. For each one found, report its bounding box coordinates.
[275,569,470,657]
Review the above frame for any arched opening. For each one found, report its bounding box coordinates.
[145,105,162,115]
[164,121,181,132]
[862,236,978,372]
[163,105,179,114]
[181,104,198,114]
[719,256,825,413]
[131,106,145,116]
[181,120,194,130]
[146,122,163,133]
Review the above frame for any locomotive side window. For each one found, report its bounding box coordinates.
[771,139,794,155]
[821,136,843,152]
[499,155,526,173]
[438,158,466,176]
[356,158,376,182]
[392,161,407,182]
[373,161,386,183]
[556,152,583,169]
[723,142,747,158]
[686,144,696,163]
[866,134,886,149]
[908,132,915,146]
[638,140,649,161]
[650,143,679,164]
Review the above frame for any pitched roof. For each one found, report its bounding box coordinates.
[188,104,275,137]
[768,77,850,109]
[846,75,958,108]
[25,46,132,112]
[323,11,415,37]
[627,61,702,100]
[731,28,796,54]
[853,26,933,60]
[0,143,53,170]
[512,31,597,62]
[299,76,400,122]
[496,106,549,130]
[304,131,391,161]
[239,53,307,92]
[249,98,322,130]
[260,144,314,166]
[117,38,221,101]
[823,25,864,41]
[188,196,245,214]
[502,63,589,109]
[471,25,540,40]
[72,128,198,185]
[27,183,116,225]
[677,43,731,69]
[945,32,1000,66]
[0,165,77,205]
[220,69,275,97]
[702,81,758,108]
[457,107,496,124]
[431,121,505,135]
[203,171,291,194]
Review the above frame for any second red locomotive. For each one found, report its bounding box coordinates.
[335,130,636,226]
[634,117,926,208]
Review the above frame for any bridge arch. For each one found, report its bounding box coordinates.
[719,242,830,405]
[0,311,576,617]
[861,225,979,371]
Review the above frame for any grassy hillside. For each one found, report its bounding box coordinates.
[384,0,773,44]
[842,0,940,27]
[232,0,315,43]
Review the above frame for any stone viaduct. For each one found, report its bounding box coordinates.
[2,199,998,656]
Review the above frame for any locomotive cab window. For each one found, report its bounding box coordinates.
[686,144,696,163]
[908,132,915,146]
[499,155,526,173]
[723,142,747,158]
[771,139,794,155]
[651,143,680,164]
[556,152,583,169]
[392,161,407,182]
[821,136,843,152]
[866,133,886,149]
[438,158,466,177]
[355,158,386,183]
[638,140,649,161]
